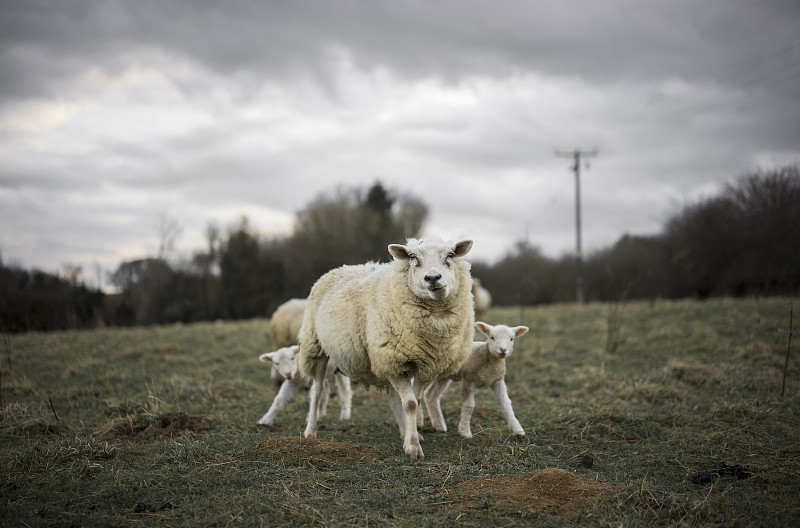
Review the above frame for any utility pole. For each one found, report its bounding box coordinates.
[555,148,598,304]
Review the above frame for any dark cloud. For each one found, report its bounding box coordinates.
[1,0,798,275]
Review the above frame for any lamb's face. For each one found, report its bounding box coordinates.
[258,345,299,381]
[476,321,529,359]
[389,237,473,301]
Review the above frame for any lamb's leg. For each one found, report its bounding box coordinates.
[458,382,476,438]
[491,379,525,436]
[388,376,424,459]
[319,377,331,418]
[388,388,406,436]
[302,356,329,439]
[423,379,452,433]
[257,379,296,426]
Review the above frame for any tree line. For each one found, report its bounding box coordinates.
[1,167,798,332]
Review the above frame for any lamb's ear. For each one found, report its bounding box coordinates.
[453,239,473,258]
[475,321,492,336]
[290,345,300,355]
[388,244,410,261]
[513,326,530,338]
[259,352,275,363]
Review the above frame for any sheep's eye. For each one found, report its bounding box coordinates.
[446,251,455,260]
[408,253,421,267]
[490,336,495,340]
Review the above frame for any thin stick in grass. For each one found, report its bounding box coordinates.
[48,394,59,422]
[781,304,793,398]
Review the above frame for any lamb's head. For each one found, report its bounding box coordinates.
[258,345,300,381]
[388,236,473,301]
[476,321,529,359]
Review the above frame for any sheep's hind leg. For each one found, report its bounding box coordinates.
[423,379,451,432]
[334,373,352,420]
[491,379,525,436]
[302,356,329,439]
[389,376,424,459]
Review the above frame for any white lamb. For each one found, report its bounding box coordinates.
[423,321,529,438]
[472,278,492,321]
[257,345,352,426]
[267,298,308,387]
[298,235,475,459]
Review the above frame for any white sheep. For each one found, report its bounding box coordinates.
[257,345,352,426]
[423,321,529,438]
[472,278,492,321]
[298,235,475,459]
[268,298,308,387]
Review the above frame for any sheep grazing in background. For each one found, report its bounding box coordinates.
[267,298,307,387]
[472,278,492,321]
[257,345,352,426]
[298,235,475,459]
[424,321,529,438]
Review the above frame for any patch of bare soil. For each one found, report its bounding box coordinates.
[453,467,624,515]
[114,412,211,442]
[257,436,372,463]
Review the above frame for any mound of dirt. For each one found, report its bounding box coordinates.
[453,467,624,515]
[114,412,211,442]
[257,436,372,463]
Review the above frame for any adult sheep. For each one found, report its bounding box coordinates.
[472,278,492,321]
[298,235,475,459]
[267,298,307,387]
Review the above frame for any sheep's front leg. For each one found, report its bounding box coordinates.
[423,379,452,432]
[458,382,476,438]
[389,376,424,459]
[302,356,329,439]
[414,378,426,430]
[491,379,525,436]
[257,379,296,426]
[334,373,352,420]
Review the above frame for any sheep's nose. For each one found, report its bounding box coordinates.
[424,272,442,284]
[498,348,508,356]
[285,373,293,380]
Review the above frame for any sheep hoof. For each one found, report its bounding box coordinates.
[459,430,473,438]
[405,443,424,459]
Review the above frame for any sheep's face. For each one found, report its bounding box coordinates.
[476,321,529,359]
[258,345,299,381]
[388,236,473,301]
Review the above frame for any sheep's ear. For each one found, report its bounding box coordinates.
[453,239,473,258]
[513,326,530,337]
[388,244,410,261]
[290,345,300,355]
[259,352,275,363]
[475,321,491,336]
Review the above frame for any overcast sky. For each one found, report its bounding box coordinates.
[2,0,799,288]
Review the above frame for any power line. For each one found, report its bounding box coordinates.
[555,148,598,304]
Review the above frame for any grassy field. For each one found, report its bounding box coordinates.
[1,297,799,527]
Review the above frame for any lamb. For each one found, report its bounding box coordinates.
[267,298,308,387]
[472,278,492,321]
[257,345,352,426]
[298,235,475,459]
[423,321,529,438]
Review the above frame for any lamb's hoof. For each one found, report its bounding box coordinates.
[459,430,473,439]
[303,430,317,439]
[257,421,273,427]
